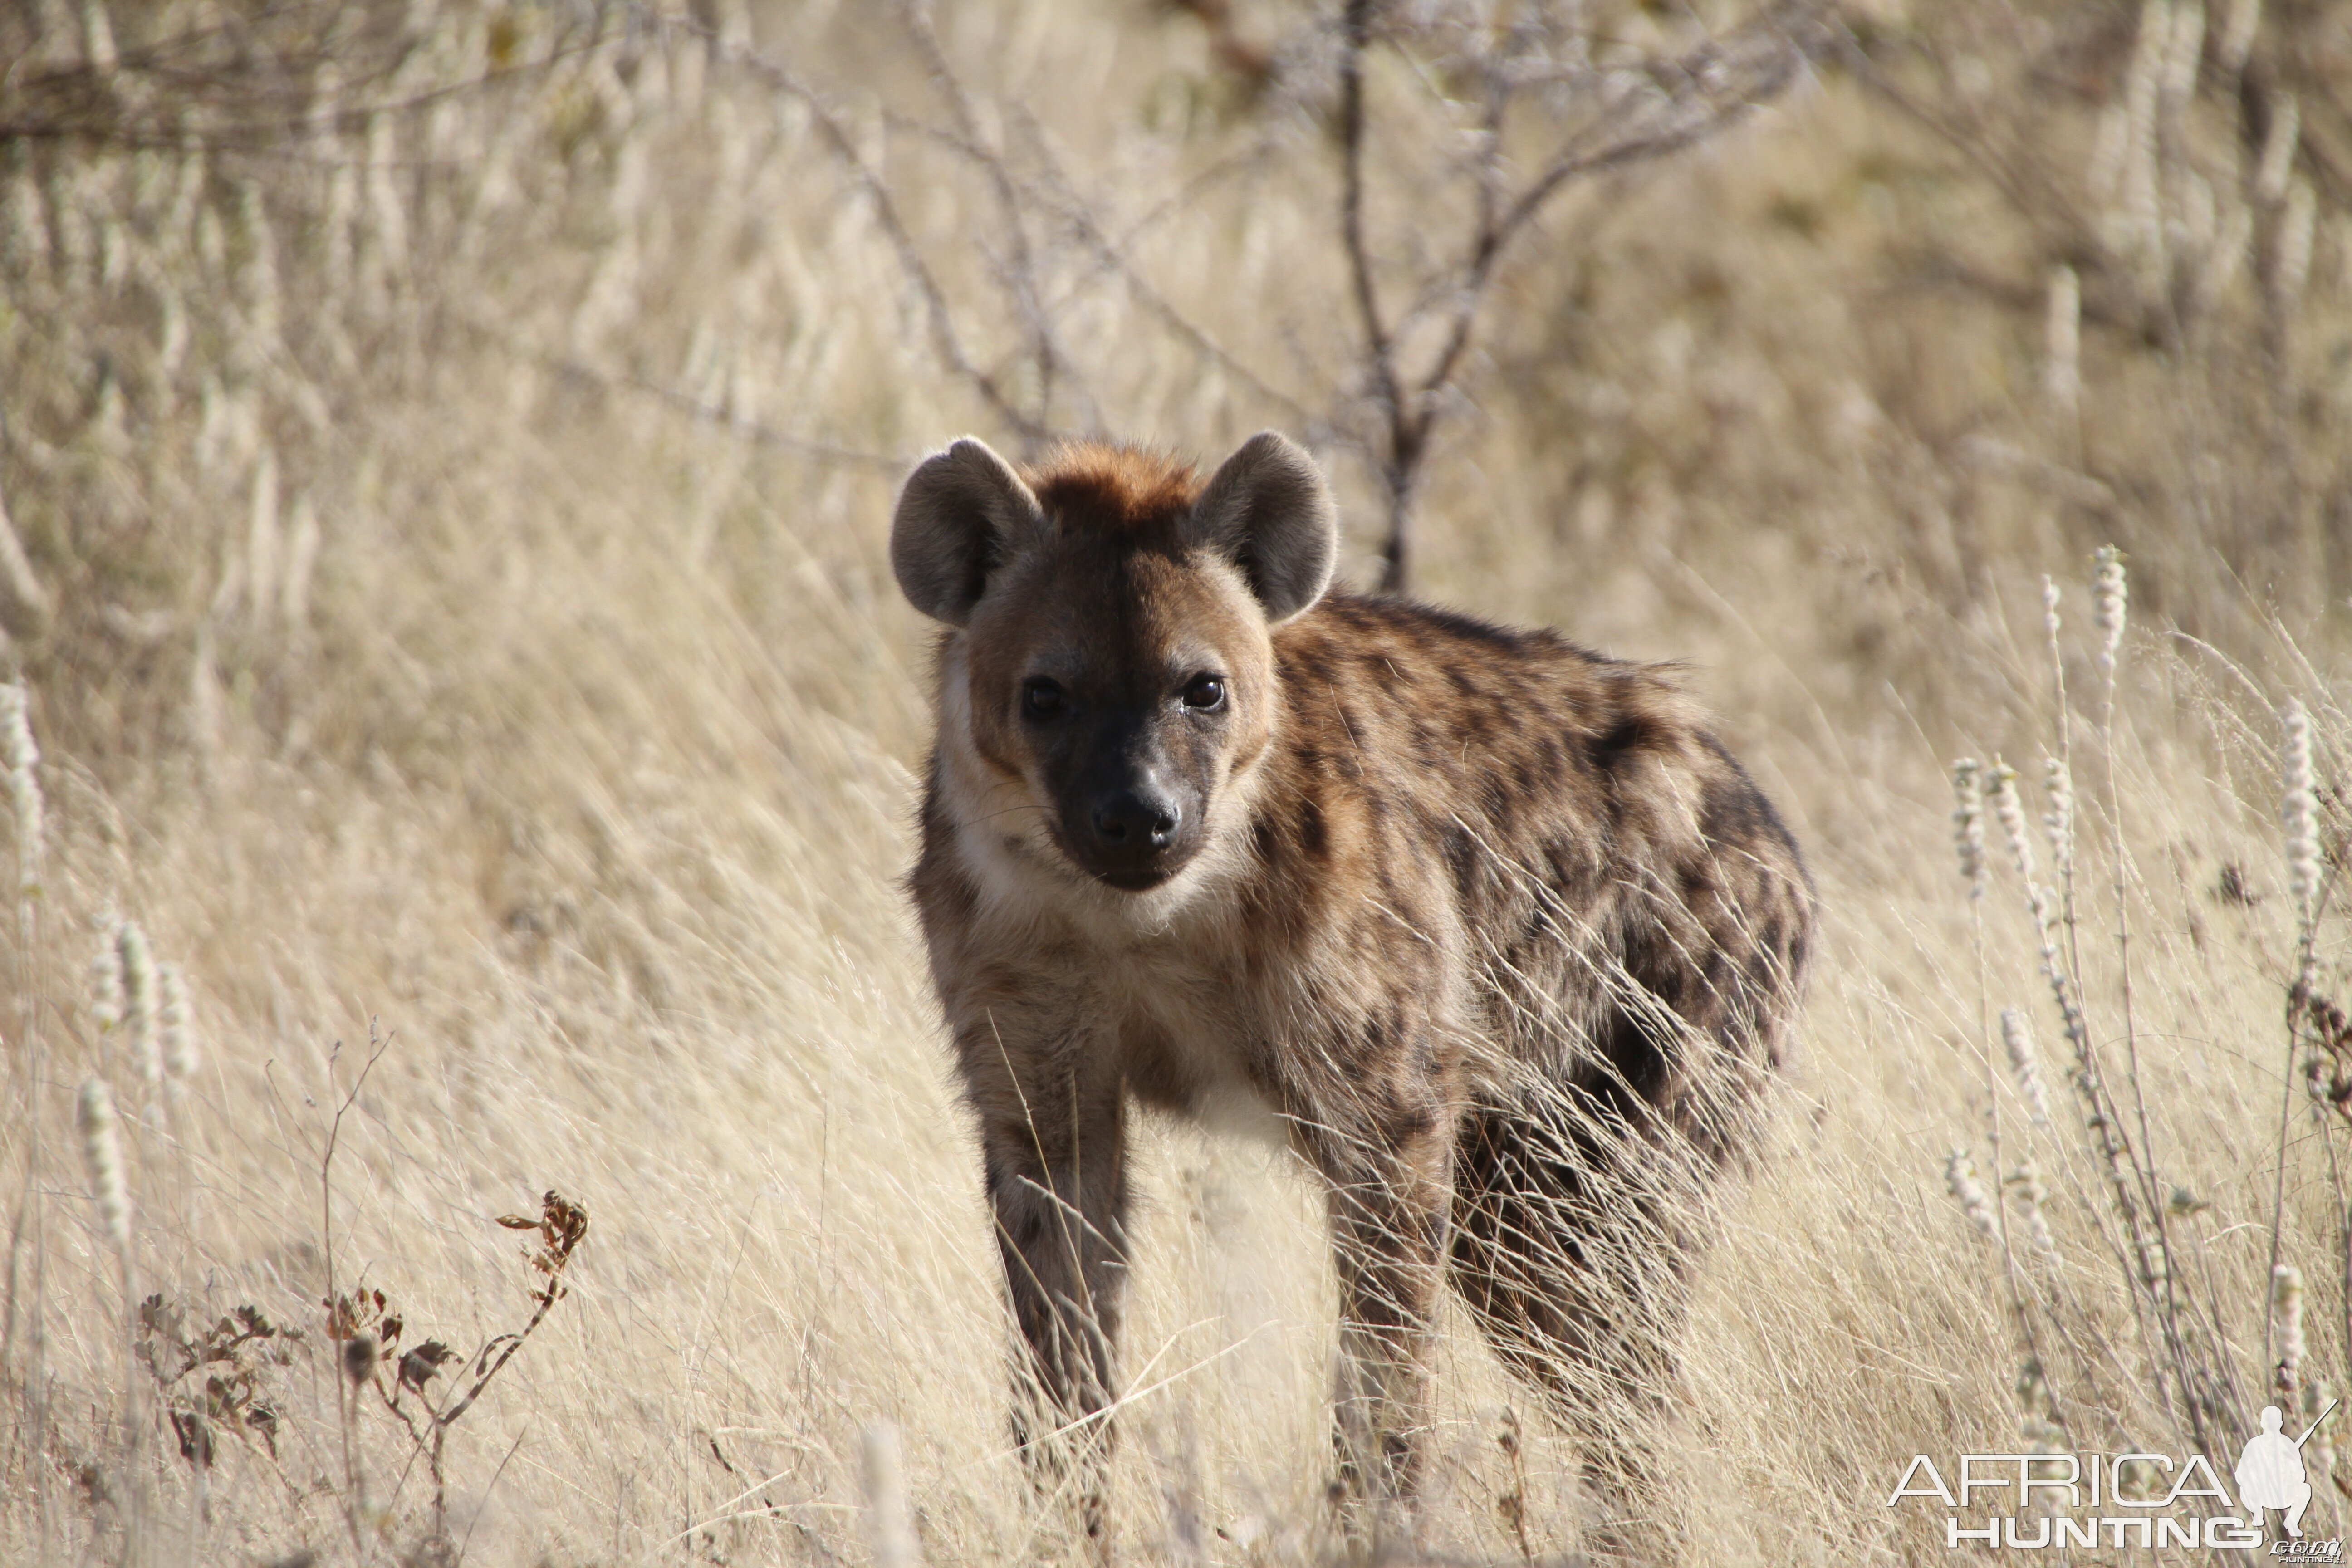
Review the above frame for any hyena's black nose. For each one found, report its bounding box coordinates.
[1091,789,1181,853]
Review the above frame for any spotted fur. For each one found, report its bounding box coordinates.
[892,431,1814,1554]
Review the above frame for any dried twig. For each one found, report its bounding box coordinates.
[900,2,1071,433]
[1333,3,1827,590]
[331,1188,588,1544]
[693,16,1047,444]
[320,1022,393,1566]
[1002,105,1316,425]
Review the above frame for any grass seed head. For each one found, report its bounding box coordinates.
[2016,1357,2065,1453]
[2016,1356,2065,1452]
[77,1078,131,1257]
[1990,760,2035,883]
[1951,758,1987,897]
[2283,698,2319,987]
[2092,545,2127,676]
[2007,1161,2056,1260]
[118,919,159,1083]
[1945,1148,1997,1239]
[158,961,198,1083]
[2044,269,2081,414]
[2275,1263,2307,1397]
[2042,757,2074,882]
[90,923,125,1031]
[2001,1008,2053,1128]
[0,680,42,896]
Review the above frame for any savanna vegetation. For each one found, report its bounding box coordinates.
[3,0,2352,1562]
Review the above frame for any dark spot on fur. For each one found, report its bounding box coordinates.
[1441,823,1475,886]
[1699,774,1766,847]
[1700,949,1735,1005]
[1591,715,1650,773]
[1699,735,1806,865]
[1601,1009,1669,1106]
[1388,1100,1437,1143]
[1300,794,1329,859]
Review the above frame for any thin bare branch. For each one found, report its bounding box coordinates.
[899,2,1068,433]
[1338,2,1826,592]
[687,13,1047,445]
[1003,106,1316,426]
[1337,0,1417,589]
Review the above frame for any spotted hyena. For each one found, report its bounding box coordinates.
[891,431,1813,1556]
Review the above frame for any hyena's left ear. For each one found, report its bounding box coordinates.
[891,437,1049,625]
[1187,431,1338,624]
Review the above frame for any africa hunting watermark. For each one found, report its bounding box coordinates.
[1888,1401,2342,1553]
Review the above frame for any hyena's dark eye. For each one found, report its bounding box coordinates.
[1022,678,1066,718]
[1181,675,1227,711]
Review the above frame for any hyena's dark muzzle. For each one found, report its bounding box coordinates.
[1054,715,1205,891]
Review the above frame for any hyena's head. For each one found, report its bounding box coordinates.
[892,431,1337,893]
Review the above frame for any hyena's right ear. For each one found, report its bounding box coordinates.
[891,437,1049,625]
[1188,431,1338,624]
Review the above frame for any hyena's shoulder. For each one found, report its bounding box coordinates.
[1255,590,1810,928]
[1252,591,1813,1132]
[1264,589,1741,823]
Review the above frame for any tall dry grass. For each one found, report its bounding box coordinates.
[1,0,2349,1563]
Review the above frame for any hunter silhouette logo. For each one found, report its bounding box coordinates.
[2237,1402,2334,1540]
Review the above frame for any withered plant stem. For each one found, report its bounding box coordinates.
[321,1023,391,1565]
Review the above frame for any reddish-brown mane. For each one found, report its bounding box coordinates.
[1024,443,1200,536]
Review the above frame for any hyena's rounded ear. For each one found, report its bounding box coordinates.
[891,437,1050,626]
[1188,431,1338,624]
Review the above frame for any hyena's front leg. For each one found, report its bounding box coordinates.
[969,1049,1131,1550]
[1310,1103,1454,1548]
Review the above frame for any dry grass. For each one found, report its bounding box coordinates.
[3,0,2352,1563]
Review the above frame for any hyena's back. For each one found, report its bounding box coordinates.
[1260,590,1813,1161]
